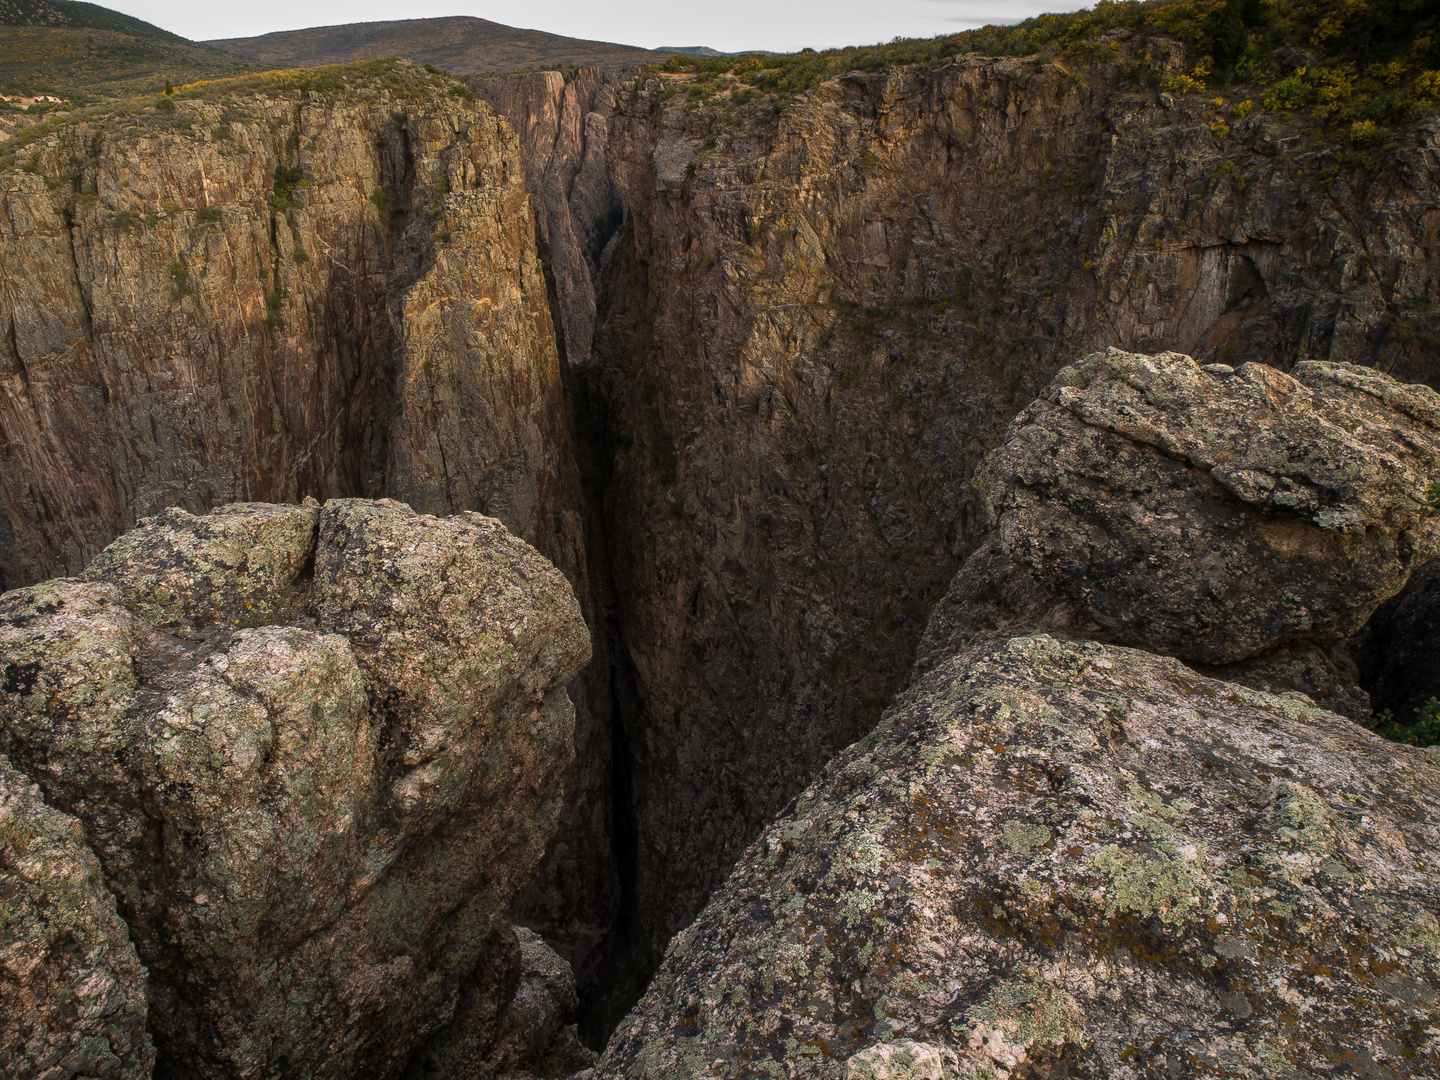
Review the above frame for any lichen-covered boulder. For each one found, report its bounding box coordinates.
[0,754,154,1080]
[81,502,320,633]
[964,350,1440,666]
[0,499,591,1080]
[408,924,595,1080]
[597,636,1440,1080]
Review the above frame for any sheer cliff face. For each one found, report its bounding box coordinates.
[585,49,1440,962]
[471,69,622,365]
[0,66,582,593]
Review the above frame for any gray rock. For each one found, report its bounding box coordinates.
[0,753,155,1080]
[81,502,319,634]
[597,635,1440,1079]
[0,499,591,1080]
[963,349,1440,667]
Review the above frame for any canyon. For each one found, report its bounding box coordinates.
[2,5,1440,1075]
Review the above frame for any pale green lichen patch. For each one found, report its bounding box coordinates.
[1091,842,1209,928]
[1001,820,1051,855]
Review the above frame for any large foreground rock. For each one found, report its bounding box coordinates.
[918,350,1440,718]
[599,635,1440,1080]
[979,350,1440,664]
[0,755,154,1080]
[0,499,590,1080]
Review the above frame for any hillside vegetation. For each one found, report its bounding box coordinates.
[660,0,1440,143]
[206,16,676,74]
[0,0,259,100]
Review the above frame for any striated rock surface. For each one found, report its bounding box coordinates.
[581,41,1440,967]
[0,498,590,1080]
[598,635,1440,1080]
[0,60,583,602]
[917,349,1440,719]
[472,69,622,365]
[0,753,154,1080]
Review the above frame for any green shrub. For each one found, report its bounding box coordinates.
[1374,698,1440,748]
[168,261,194,300]
[197,206,222,223]
[272,164,308,211]
[370,185,388,214]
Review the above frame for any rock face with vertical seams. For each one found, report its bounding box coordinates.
[471,68,622,366]
[575,43,1440,972]
[0,60,583,603]
[0,498,591,1080]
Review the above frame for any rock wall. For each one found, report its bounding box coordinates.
[575,40,1440,974]
[0,62,583,596]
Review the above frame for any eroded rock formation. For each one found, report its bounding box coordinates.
[918,349,1440,716]
[596,635,1440,1079]
[571,39,1440,968]
[0,62,583,602]
[0,499,590,1080]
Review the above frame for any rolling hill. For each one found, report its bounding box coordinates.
[207,16,682,74]
[0,0,260,99]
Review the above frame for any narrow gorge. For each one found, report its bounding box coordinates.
[4,2,1440,1075]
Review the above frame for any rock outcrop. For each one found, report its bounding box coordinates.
[918,349,1440,716]
[597,635,1440,1080]
[0,499,590,1080]
[405,923,596,1080]
[0,754,154,1080]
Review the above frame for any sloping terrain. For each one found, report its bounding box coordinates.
[0,0,259,99]
[208,16,676,74]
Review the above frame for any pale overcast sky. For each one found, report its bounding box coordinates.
[104,1,1084,52]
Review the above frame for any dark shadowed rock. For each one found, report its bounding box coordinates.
[0,754,155,1080]
[1353,556,1440,723]
[0,499,590,1080]
[410,923,596,1080]
[598,635,1440,1080]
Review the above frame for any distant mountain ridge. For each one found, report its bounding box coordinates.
[0,0,185,41]
[207,16,684,73]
